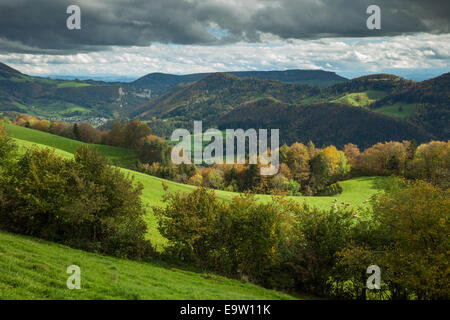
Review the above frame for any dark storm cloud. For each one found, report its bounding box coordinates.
[0,0,449,54]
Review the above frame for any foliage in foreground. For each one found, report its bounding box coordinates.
[0,136,153,259]
[155,181,449,299]
[0,231,294,300]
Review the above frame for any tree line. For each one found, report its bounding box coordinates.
[0,133,153,259]
[13,114,170,168]
[154,182,449,300]
[10,114,449,195]
[1,120,448,299]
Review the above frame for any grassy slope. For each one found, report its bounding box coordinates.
[5,123,386,248]
[0,231,294,300]
[0,124,386,300]
[331,90,387,107]
[302,90,417,120]
[375,102,417,118]
[2,122,138,168]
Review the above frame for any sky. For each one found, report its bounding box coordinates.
[0,0,449,80]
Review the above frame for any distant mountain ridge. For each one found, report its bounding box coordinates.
[0,62,22,77]
[0,61,346,120]
[132,72,321,122]
[0,60,448,147]
[216,97,433,148]
[135,71,448,146]
[132,69,347,94]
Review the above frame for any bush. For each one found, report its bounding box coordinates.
[154,188,292,285]
[0,144,153,259]
[333,180,449,300]
[207,169,225,189]
[284,203,357,297]
[0,134,17,170]
[318,182,343,196]
[287,179,301,196]
[372,181,449,299]
[154,188,223,265]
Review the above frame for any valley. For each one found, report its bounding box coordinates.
[0,61,448,301]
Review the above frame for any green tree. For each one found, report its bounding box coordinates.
[372,181,449,300]
[0,145,152,259]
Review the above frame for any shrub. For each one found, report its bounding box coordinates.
[0,145,153,259]
[207,169,225,189]
[284,203,357,297]
[0,134,17,170]
[318,182,343,196]
[154,188,292,285]
[372,181,450,299]
[287,179,301,196]
[154,188,224,265]
[215,195,292,283]
[333,180,449,300]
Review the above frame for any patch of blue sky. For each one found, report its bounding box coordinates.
[206,26,229,39]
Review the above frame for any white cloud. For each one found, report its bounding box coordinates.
[1,33,449,79]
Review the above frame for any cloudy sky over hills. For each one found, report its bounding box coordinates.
[0,0,449,80]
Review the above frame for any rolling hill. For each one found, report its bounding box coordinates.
[371,73,450,139]
[0,62,347,122]
[315,73,449,140]
[217,97,433,148]
[132,69,347,93]
[0,123,391,300]
[2,122,139,168]
[3,123,388,248]
[132,72,321,122]
[132,72,447,145]
[0,62,148,120]
[0,230,294,300]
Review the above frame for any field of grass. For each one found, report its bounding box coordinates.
[2,122,138,168]
[14,100,93,118]
[37,101,92,117]
[0,124,389,300]
[332,90,387,107]
[0,231,294,300]
[4,123,386,248]
[56,81,91,88]
[374,103,417,118]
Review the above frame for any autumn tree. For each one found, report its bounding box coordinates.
[372,181,449,299]
[321,145,343,178]
[102,122,123,146]
[122,120,152,150]
[412,141,449,188]
[77,122,101,144]
[343,143,361,168]
[286,142,311,185]
[139,135,171,166]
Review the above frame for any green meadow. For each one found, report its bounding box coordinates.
[0,231,294,300]
[0,123,389,300]
[4,122,386,249]
[332,90,387,107]
[3,122,138,168]
[375,102,417,118]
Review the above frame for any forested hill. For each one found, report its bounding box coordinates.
[132,73,321,122]
[133,71,446,146]
[216,97,433,148]
[0,62,22,76]
[369,73,450,139]
[131,69,347,92]
[0,61,345,120]
[0,62,149,119]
